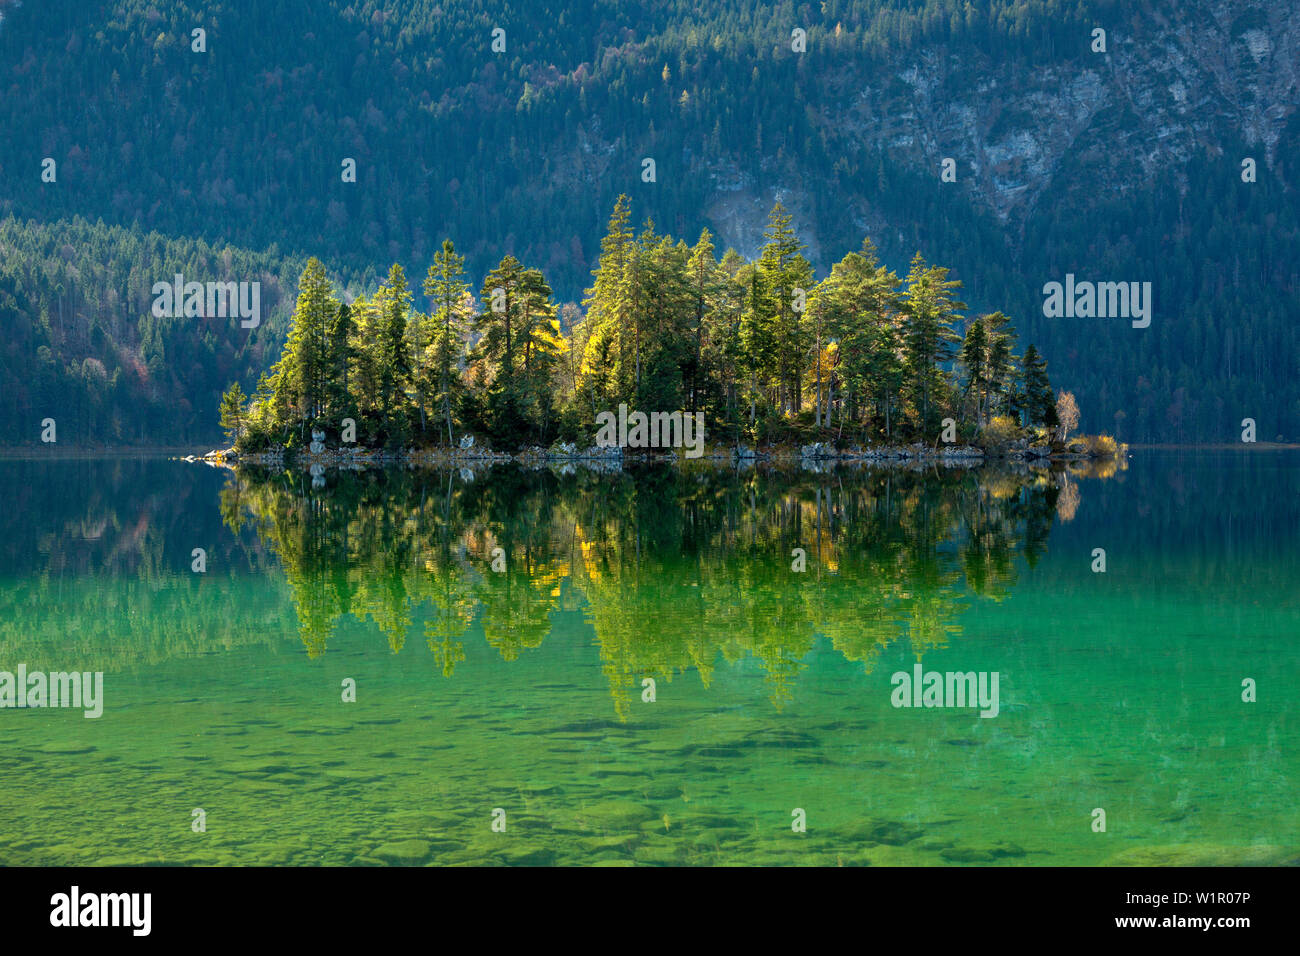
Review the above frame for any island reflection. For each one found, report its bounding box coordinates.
[219,461,1118,715]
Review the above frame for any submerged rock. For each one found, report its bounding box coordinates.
[370,839,434,865]
[494,846,558,866]
[570,800,656,832]
[940,842,1026,862]
[847,819,924,846]
[1104,844,1298,867]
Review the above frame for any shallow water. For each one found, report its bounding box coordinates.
[0,451,1295,866]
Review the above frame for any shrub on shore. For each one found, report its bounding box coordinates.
[978,416,1025,449]
[1082,434,1123,458]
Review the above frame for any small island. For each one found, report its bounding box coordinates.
[210,197,1123,469]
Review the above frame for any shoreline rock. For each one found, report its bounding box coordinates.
[193,439,1123,471]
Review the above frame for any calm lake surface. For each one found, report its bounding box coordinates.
[0,450,1295,866]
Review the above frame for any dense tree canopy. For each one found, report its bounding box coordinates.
[227,199,1063,451]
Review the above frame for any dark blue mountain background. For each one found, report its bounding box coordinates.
[0,0,1295,444]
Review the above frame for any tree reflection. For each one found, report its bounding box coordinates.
[223,463,1077,714]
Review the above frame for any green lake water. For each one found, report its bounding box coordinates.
[0,450,1295,866]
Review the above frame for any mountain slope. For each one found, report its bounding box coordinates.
[0,0,1295,443]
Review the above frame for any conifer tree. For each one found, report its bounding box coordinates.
[218,381,248,446]
[901,253,964,434]
[1021,344,1058,431]
[981,311,1017,419]
[325,301,355,422]
[628,222,692,412]
[685,229,720,415]
[711,250,749,432]
[476,255,556,442]
[349,296,383,419]
[422,239,471,445]
[819,240,903,439]
[739,267,775,428]
[374,263,414,441]
[961,316,988,424]
[580,196,635,410]
[756,202,814,415]
[274,257,337,428]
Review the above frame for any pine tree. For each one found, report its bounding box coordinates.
[685,229,720,415]
[516,265,561,438]
[901,253,965,435]
[218,381,248,446]
[373,263,414,441]
[960,316,988,424]
[628,223,691,412]
[1021,344,1058,431]
[739,266,775,429]
[755,202,814,415]
[349,295,383,419]
[274,257,336,430]
[580,196,635,411]
[711,249,748,433]
[476,255,556,443]
[422,239,471,445]
[819,240,903,439]
[478,255,526,384]
[981,311,1017,419]
[325,301,355,423]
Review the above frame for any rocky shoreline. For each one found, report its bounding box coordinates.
[185,432,1123,472]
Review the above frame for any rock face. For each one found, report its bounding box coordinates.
[700,3,1299,245]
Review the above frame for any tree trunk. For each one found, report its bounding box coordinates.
[814,328,822,429]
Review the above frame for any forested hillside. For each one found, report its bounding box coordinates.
[0,0,1295,444]
[0,216,303,443]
